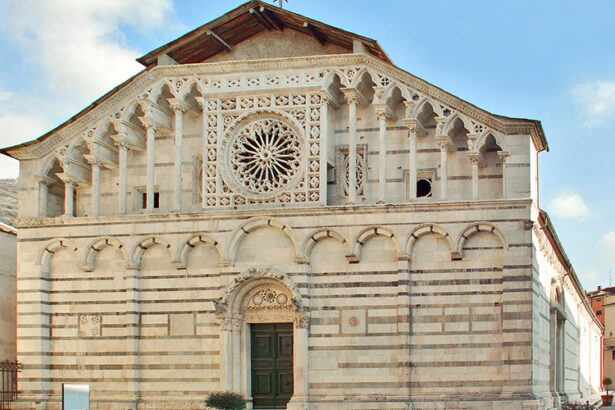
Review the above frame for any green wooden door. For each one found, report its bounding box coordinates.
[251,323,293,408]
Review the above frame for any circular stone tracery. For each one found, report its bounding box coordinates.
[228,117,303,197]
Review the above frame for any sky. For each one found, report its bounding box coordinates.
[0,0,614,290]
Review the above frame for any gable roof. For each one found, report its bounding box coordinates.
[137,0,392,67]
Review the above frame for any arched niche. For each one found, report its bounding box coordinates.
[39,158,65,217]
[348,226,404,263]
[214,267,309,409]
[478,134,504,199]
[174,233,223,269]
[80,236,127,272]
[405,224,458,261]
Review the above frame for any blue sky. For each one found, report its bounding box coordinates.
[0,0,614,290]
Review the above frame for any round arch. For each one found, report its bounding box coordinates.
[80,236,127,272]
[174,233,223,269]
[224,217,303,264]
[455,222,508,259]
[405,223,458,260]
[128,236,173,270]
[300,228,348,263]
[38,238,78,276]
[348,226,405,263]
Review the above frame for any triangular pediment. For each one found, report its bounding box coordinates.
[137,0,391,67]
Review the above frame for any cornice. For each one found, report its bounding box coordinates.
[13,198,533,230]
[3,53,547,160]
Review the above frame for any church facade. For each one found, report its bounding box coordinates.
[2,1,602,409]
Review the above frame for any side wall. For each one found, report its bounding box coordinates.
[0,230,16,361]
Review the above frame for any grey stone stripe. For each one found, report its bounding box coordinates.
[409,290,504,297]
[46,285,222,294]
[335,126,408,133]
[24,335,219,341]
[409,278,503,286]
[21,377,220,383]
[43,297,217,305]
[310,292,398,299]
[309,344,409,351]
[41,363,220,370]
[409,267,503,274]
[410,359,530,367]
[309,381,407,389]
[46,310,215,316]
[310,270,399,277]
[20,350,219,356]
[310,280,399,288]
[411,341,531,349]
[412,314,502,323]
[409,329,528,336]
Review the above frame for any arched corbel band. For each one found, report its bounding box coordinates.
[455,222,508,259]
[38,239,78,275]
[405,224,458,261]
[174,233,225,269]
[347,226,406,263]
[224,217,304,264]
[301,228,348,264]
[128,236,173,270]
[80,236,126,272]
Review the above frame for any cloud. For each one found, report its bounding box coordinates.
[1,0,175,101]
[605,232,615,251]
[0,0,178,179]
[571,80,615,128]
[548,194,589,219]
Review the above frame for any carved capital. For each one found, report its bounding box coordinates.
[341,87,367,106]
[403,119,426,138]
[294,311,309,329]
[497,151,510,162]
[467,152,481,166]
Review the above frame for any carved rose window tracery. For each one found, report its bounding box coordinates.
[228,118,303,197]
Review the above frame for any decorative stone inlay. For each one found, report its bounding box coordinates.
[228,118,302,197]
[246,288,292,311]
[348,316,360,327]
[78,314,101,337]
[336,145,367,197]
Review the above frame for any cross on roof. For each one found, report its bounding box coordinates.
[273,0,288,9]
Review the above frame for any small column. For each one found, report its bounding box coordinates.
[437,138,449,200]
[346,93,358,204]
[169,101,188,212]
[377,111,388,203]
[218,318,234,391]
[144,123,158,212]
[196,97,208,209]
[117,142,129,214]
[89,160,102,217]
[468,152,480,199]
[403,119,425,201]
[38,178,51,217]
[62,179,76,217]
[498,151,510,198]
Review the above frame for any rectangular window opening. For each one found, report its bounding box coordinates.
[141,192,160,209]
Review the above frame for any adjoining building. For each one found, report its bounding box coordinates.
[0,222,16,362]
[587,286,615,389]
[0,1,602,408]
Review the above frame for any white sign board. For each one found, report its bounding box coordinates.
[62,383,90,410]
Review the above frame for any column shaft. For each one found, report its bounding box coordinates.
[472,162,479,199]
[39,183,48,217]
[378,114,387,203]
[146,127,156,212]
[439,144,448,199]
[118,145,128,214]
[174,109,184,212]
[348,99,357,203]
[91,164,101,217]
[409,130,417,200]
[64,182,74,217]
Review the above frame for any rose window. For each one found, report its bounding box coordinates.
[228,118,303,196]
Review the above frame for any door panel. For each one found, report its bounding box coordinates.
[251,323,293,409]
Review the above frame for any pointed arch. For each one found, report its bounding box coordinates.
[455,222,508,259]
[80,236,127,272]
[301,228,348,263]
[322,69,350,88]
[410,97,444,119]
[348,226,404,263]
[442,113,472,137]
[38,238,78,276]
[225,217,303,264]
[405,223,458,260]
[128,236,173,270]
[474,129,507,153]
[174,233,223,269]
